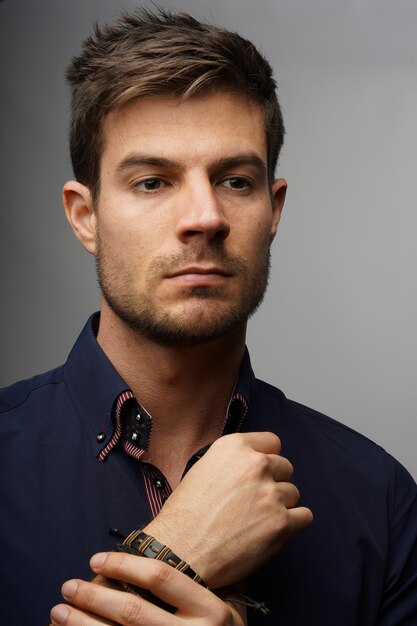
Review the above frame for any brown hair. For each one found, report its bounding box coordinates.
[66,7,285,200]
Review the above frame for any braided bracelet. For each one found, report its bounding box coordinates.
[113,530,208,612]
[113,530,270,616]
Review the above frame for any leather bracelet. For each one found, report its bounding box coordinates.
[120,530,208,586]
[113,530,208,612]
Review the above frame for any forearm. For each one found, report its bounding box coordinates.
[50,432,312,624]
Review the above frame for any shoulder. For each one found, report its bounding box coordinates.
[252,377,416,492]
[255,376,379,444]
[0,366,66,417]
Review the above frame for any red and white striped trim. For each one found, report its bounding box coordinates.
[97,390,134,461]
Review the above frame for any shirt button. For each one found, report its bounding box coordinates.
[96,432,106,443]
[135,412,143,423]
[130,431,139,443]
[154,478,165,489]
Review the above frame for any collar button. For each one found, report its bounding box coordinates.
[96,432,106,443]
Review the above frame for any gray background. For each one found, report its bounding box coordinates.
[1,0,416,478]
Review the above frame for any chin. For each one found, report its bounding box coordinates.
[106,298,247,347]
[129,310,246,347]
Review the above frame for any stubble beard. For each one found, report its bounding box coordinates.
[95,236,271,348]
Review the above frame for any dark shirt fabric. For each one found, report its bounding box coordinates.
[1,315,417,626]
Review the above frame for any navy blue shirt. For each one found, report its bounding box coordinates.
[1,315,417,625]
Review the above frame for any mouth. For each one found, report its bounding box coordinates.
[168,266,231,278]
[166,266,232,287]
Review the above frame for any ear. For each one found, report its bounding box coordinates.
[63,181,97,255]
[270,177,287,241]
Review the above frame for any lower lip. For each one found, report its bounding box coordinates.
[168,273,229,287]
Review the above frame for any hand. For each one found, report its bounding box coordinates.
[144,432,313,588]
[50,551,246,625]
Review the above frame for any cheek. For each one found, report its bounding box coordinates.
[98,209,142,251]
[98,200,168,248]
[97,229,146,282]
[232,217,271,255]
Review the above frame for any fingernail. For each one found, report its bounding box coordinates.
[62,579,78,599]
[90,551,108,569]
[50,605,69,625]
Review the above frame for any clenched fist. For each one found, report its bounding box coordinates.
[144,431,313,588]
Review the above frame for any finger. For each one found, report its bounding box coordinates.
[226,431,281,454]
[58,577,176,626]
[89,551,223,615]
[91,573,122,589]
[276,481,301,509]
[267,453,293,481]
[269,506,314,551]
[50,603,113,625]
[287,506,314,534]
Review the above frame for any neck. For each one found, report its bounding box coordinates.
[97,301,246,459]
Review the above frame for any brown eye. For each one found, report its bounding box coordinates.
[221,177,251,191]
[135,178,164,192]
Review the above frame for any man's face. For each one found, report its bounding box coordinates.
[93,91,285,346]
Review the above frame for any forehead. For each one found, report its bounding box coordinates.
[101,91,267,170]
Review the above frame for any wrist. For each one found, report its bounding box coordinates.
[142,520,214,585]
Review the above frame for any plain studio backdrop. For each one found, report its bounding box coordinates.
[0,0,416,479]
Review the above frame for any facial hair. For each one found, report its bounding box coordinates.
[96,234,271,348]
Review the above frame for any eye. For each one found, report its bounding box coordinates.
[134,178,166,193]
[220,177,252,192]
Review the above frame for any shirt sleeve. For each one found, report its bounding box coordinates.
[377,456,417,625]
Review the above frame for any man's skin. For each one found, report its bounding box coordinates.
[57,552,249,625]
[49,91,313,625]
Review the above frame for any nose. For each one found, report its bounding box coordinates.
[175,176,230,244]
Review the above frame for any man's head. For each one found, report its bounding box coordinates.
[66,7,285,202]
[64,8,287,348]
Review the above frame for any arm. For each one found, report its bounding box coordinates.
[50,432,312,624]
[377,458,417,625]
[143,431,313,588]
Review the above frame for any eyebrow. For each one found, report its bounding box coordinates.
[115,155,180,175]
[115,151,267,178]
[210,154,267,178]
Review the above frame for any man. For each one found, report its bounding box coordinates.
[1,8,416,626]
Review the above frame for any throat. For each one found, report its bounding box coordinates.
[141,428,215,491]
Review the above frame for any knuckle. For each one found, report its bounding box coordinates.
[293,484,301,501]
[277,482,300,508]
[283,458,294,478]
[148,560,172,587]
[268,432,281,452]
[275,454,293,480]
[274,507,291,533]
[121,596,147,625]
[288,483,300,503]
[218,432,242,448]
[210,434,228,453]
[249,452,269,475]
[211,433,245,458]
[81,582,98,608]
[109,551,131,578]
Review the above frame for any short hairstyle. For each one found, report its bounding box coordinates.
[66,7,285,200]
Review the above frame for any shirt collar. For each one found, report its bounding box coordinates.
[234,347,254,403]
[63,313,130,457]
[63,313,254,457]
